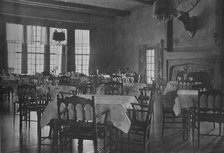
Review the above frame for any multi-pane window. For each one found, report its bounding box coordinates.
[7,23,23,74]
[27,44,44,74]
[27,25,46,74]
[146,49,155,84]
[75,29,90,75]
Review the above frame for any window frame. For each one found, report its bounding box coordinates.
[146,48,156,84]
[74,29,90,75]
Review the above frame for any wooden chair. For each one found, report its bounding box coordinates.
[161,91,188,140]
[58,76,71,85]
[104,81,123,95]
[18,84,39,132]
[37,93,57,150]
[177,80,195,90]
[138,86,156,121]
[124,100,153,153]
[0,86,11,113]
[84,81,96,94]
[29,76,39,85]
[57,95,110,153]
[138,86,155,104]
[192,89,224,147]
[111,74,123,84]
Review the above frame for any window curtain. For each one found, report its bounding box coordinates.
[139,45,147,83]
[27,26,47,44]
[6,23,24,43]
[6,23,23,74]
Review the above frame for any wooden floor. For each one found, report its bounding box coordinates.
[1,93,224,153]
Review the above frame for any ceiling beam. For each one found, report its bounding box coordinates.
[131,0,155,5]
[2,0,131,17]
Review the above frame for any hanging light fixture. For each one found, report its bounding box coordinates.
[153,0,179,21]
[53,28,65,42]
[53,4,65,43]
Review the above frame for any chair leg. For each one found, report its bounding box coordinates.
[13,103,16,122]
[219,122,222,136]
[19,110,22,133]
[128,133,131,153]
[162,113,165,137]
[93,138,97,153]
[78,139,83,153]
[37,112,41,149]
[197,121,200,148]
[192,117,195,142]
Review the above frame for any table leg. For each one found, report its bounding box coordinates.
[52,119,58,150]
[78,139,83,153]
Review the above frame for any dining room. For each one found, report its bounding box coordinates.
[1,0,224,153]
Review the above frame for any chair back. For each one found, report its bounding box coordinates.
[29,76,39,85]
[111,74,123,84]
[18,84,37,100]
[138,86,155,104]
[177,80,195,90]
[57,95,96,128]
[197,89,224,110]
[104,81,123,95]
[18,84,38,111]
[58,76,71,85]
[38,92,51,106]
[161,90,177,109]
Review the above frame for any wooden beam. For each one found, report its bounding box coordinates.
[2,0,130,17]
[131,0,155,5]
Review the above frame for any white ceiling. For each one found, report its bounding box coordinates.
[55,0,149,10]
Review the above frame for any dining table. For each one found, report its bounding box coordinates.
[40,94,138,134]
[96,83,149,97]
[172,90,198,141]
[163,81,178,95]
[36,84,78,101]
[173,90,198,116]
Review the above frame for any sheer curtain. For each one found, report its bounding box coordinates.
[75,29,90,75]
[6,23,23,74]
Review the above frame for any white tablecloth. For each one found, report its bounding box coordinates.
[40,94,138,133]
[96,83,148,97]
[173,90,198,116]
[37,85,77,100]
[163,81,178,95]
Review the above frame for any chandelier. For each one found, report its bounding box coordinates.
[53,29,65,42]
[153,0,179,21]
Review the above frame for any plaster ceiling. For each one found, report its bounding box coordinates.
[2,0,155,17]
[55,0,154,11]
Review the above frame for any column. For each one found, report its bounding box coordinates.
[22,25,27,74]
[44,27,50,72]
[67,28,75,72]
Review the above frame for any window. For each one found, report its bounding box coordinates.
[7,23,23,74]
[75,29,90,75]
[6,24,66,75]
[27,25,46,74]
[146,49,155,84]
